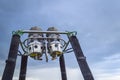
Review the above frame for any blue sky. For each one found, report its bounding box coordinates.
[0,0,120,80]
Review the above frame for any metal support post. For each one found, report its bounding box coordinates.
[19,55,28,80]
[2,34,20,80]
[59,54,67,80]
[69,36,94,80]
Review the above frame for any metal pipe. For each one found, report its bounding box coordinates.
[2,34,20,80]
[69,36,94,80]
[19,55,28,80]
[59,55,67,80]
[23,30,68,34]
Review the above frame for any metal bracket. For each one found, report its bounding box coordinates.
[12,30,24,36]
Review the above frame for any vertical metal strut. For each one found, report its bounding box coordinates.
[59,54,67,80]
[19,55,28,80]
[2,34,20,80]
[69,36,94,80]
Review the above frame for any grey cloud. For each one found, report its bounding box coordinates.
[0,0,120,79]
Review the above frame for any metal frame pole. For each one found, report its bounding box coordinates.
[19,55,28,80]
[69,36,94,80]
[59,54,67,80]
[2,34,20,80]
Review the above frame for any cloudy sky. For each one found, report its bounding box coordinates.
[0,0,120,80]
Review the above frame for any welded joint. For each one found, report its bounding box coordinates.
[86,72,93,76]
[6,58,16,63]
[77,56,86,60]
[20,74,26,77]
[61,72,66,74]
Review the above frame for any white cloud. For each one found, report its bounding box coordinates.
[91,53,120,80]
[6,66,119,80]
[104,53,120,61]
[1,53,120,80]
[26,67,83,80]
[93,68,120,80]
[99,53,120,66]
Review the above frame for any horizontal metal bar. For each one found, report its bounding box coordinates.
[27,37,60,39]
[22,30,68,34]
